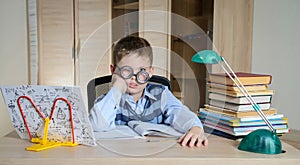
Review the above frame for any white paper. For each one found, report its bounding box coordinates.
[0,85,96,146]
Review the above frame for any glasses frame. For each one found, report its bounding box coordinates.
[115,65,150,84]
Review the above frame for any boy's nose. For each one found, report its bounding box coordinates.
[131,75,137,80]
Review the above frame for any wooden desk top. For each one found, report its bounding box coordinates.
[0,131,299,165]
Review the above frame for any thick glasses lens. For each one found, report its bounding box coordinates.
[136,69,149,84]
[119,66,133,79]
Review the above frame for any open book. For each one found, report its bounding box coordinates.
[128,120,183,137]
[94,121,183,140]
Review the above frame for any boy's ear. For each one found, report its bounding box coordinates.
[110,64,115,74]
[149,66,154,77]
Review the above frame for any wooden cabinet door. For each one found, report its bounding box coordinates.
[139,0,171,77]
[37,0,75,86]
[77,0,111,107]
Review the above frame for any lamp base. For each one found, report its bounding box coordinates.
[238,129,282,154]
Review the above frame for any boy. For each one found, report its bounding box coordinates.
[89,36,208,147]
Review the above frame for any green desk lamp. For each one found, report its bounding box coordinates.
[192,50,282,154]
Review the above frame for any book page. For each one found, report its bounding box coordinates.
[93,125,143,140]
[128,121,183,137]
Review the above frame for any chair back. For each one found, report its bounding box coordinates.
[87,75,172,110]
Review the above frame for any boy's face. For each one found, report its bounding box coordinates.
[111,53,154,96]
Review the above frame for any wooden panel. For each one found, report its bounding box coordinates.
[77,0,111,108]
[213,0,253,73]
[139,0,171,77]
[38,0,74,85]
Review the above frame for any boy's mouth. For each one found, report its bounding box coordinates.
[129,83,138,89]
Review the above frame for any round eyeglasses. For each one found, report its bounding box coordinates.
[116,65,150,84]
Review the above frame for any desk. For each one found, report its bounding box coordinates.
[0,131,299,165]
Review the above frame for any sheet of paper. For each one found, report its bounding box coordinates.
[0,85,96,146]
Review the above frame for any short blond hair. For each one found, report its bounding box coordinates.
[112,36,153,65]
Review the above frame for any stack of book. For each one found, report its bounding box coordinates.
[198,72,289,139]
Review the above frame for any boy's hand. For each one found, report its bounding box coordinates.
[178,126,208,147]
[111,74,127,93]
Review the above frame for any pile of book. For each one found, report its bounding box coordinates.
[198,72,289,139]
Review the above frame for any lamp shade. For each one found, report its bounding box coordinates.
[191,50,223,64]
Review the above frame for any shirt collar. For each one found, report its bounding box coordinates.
[144,84,157,101]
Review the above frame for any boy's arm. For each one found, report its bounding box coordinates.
[161,89,203,133]
[166,105,203,133]
[89,74,127,131]
[89,87,122,131]
[161,89,207,147]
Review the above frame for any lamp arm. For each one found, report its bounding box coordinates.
[217,57,276,133]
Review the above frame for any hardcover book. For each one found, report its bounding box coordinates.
[208,72,272,86]
[199,108,284,122]
[204,105,277,118]
[208,92,272,104]
[208,88,274,97]
[208,83,268,92]
[208,100,271,111]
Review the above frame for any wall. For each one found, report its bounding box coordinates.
[0,0,28,137]
[252,0,300,130]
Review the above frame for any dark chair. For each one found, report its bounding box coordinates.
[87,75,172,110]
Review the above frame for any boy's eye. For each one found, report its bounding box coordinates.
[118,66,133,78]
[121,67,132,77]
[137,70,148,81]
